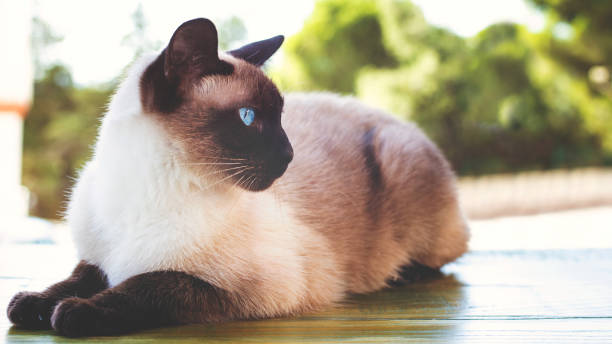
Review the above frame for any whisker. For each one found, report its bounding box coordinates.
[204,167,253,190]
[247,175,257,190]
[234,174,247,189]
[243,176,252,190]
[181,155,248,162]
[225,174,248,217]
[200,165,249,178]
[184,162,244,166]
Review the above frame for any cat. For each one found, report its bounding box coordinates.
[7,18,469,337]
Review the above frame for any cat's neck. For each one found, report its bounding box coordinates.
[92,54,242,204]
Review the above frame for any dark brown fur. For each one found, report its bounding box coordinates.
[8,262,246,337]
[386,261,443,287]
[140,19,292,191]
[49,270,243,337]
[7,261,108,329]
[361,126,385,229]
[139,19,233,114]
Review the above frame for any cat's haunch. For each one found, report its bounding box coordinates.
[8,18,469,337]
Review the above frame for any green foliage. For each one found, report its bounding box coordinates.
[278,0,395,92]
[528,0,612,150]
[278,0,612,175]
[23,65,113,218]
[22,16,112,218]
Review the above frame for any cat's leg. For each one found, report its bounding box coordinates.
[7,261,109,329]
[386,261,442,287]
[50,270,242,337]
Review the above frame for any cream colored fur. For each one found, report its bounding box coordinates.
[67,54,468,319]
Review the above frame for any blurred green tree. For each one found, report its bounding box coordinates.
[23,16,113,219]
[23,65,113,218]
[278,0,611,175]
[527,0,612,151]
[277,0,396,92]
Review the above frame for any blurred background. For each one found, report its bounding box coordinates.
[1,0,611,228]
[2,3,611,339]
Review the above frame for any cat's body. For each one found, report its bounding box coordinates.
[8,19,468,337]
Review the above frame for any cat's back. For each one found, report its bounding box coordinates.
[279,92,447,200]
[281,92,398,144]
[276,92,468,292]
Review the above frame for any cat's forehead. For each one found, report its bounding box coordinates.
[191,55,281,110]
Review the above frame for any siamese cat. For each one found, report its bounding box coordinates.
[7,18,469,337]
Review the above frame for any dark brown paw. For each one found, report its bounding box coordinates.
[51,297,107,337]
[7,291,54,329]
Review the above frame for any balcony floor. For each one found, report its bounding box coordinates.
[2,207,611,343]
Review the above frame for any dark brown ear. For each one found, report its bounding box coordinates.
[164,18,233,81]
[228,35,284,67]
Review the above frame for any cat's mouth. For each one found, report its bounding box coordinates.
[229,143,293,191]
[233,161,290,191]
[191,155,291,192]
[198,142,293,192]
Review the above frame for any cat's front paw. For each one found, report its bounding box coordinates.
[7,291,54,329]
[51,298,106,337]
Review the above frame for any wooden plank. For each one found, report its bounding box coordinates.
[2,245,611,342]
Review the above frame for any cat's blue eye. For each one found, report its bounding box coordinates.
[239,107,255,126]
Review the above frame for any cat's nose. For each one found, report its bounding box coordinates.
[269,144,293,178]
[280,145,293,165]
[274,128,293,165]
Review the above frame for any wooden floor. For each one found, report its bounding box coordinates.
[1,211,612,343]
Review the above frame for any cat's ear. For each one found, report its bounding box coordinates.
[228,35,284,67]
[164,18,233,81]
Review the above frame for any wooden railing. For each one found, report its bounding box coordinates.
[458,168,612,219]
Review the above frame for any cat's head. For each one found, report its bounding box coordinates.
[140,18,292,192]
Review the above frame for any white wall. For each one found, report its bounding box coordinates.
[0,0,32,218]
[0,0,33,104]
[0,113,28,217]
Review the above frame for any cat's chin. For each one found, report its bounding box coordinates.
[238,176,279,192]
[233,162,289,192]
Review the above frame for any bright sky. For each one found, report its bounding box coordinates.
[35,0,545,85]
